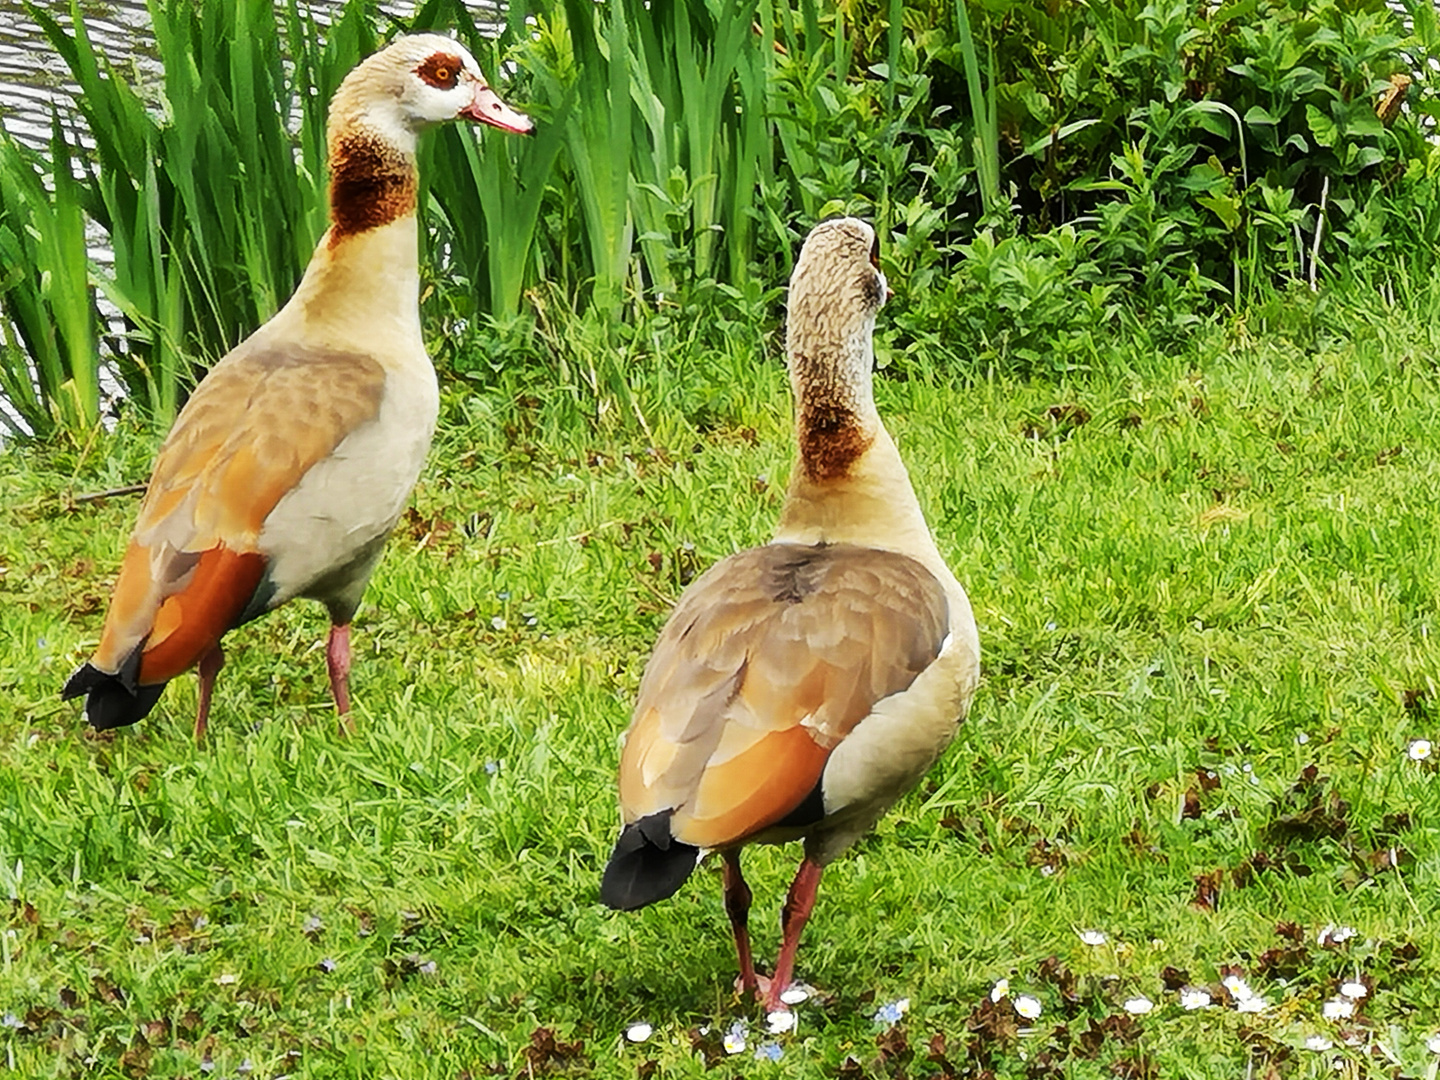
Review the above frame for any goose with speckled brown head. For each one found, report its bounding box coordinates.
[62,35,532,742]
[599,218,981,1010]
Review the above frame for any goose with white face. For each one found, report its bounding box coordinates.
[332,33,534,149]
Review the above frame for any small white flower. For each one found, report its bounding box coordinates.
[1318,924,1357,946]
[491,616,507,631]
[1236,995,1268,1014]
[1123,995,1153,1015]
[1221,975,1254,1001]
[1077,929,1107,946]
[1409,738,1432,761]
[625,1022,652,1043]
[723,1021,747,1055]
[1013,995,1042,1020]
[1179,987,1211,1010]
[779,986,811,1006]
[1339,980,1367,999]
[990,978,1010,1003]
[215,973,239,986]
[1296,732,1310,745]
[1322,998,1354,1021]
[1305,1035,1334,1051]
[766,1010,796,1035]
[1427,1033,1440,1054]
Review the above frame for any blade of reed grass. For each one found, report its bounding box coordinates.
[954,0,1002,221]
[0,125,98,439]
[556,0,634,321]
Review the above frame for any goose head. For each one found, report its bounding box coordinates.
[328,33,533,158]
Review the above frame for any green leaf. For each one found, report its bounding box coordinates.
[1306,104,1338,148]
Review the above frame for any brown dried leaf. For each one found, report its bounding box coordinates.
[1191,868,1224,911]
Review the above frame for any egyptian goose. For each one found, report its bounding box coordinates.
[599,218,981,1010]
[61,35,532,741]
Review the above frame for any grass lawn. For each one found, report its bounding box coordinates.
[2,283,1439,1078]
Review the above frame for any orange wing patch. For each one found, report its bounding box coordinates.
[138,546,267,683]
[618,543,949,851]
[680,725,831,848]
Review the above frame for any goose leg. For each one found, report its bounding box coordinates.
[722,850,760,998]
[763,856,823,1012]
[326,622,353,733]
[194,645,224,745]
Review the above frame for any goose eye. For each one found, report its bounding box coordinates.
[417,53,462,90]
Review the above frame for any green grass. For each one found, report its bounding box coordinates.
[3,283,1440,1078]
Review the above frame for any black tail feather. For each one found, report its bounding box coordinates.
[599,811,701,911]
[62,645,166,731]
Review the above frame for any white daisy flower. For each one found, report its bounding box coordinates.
[1427,1033,1440,1054]
[625,1023,653,1043]
[990,978,1010,1003]
[1305,1035,1334,1051]
[1409,739,1432,761]
[1339,980,1367,1000]
[1322,998,1354,1021]
[1123,996,1153,1015]
[779,986,811,1006]
[1077,929,1107,946]
[1013,995,1042,1020]
[1236,995,1268,1014]
[1179,987,1211,1010]
[766,1011,795,1035]
[1222,975,1254,1002]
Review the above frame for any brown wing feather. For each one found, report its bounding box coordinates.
[618,543,949,850]
[90,341,386,680]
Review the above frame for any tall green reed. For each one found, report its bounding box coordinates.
[0,124,98,439]
[953,0,1002,223]
[7,0,372,435]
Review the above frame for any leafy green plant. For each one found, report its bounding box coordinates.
[0,126,99,439]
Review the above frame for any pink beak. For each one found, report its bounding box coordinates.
[460,82,534,135]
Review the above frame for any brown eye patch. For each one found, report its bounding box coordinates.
[869,232,881,269]
[417,52,463,90]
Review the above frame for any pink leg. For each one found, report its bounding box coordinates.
[762,857,824,1012]
[194,645,224,746]
[722,850,760,998]
[326,623,353,734]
